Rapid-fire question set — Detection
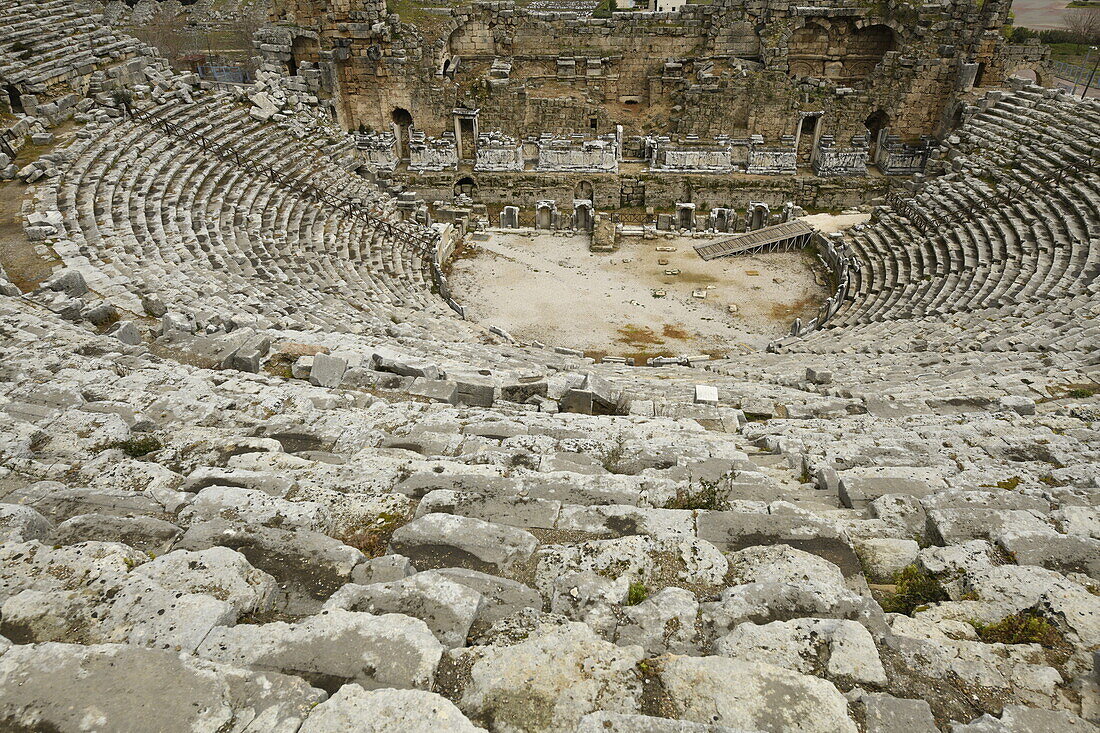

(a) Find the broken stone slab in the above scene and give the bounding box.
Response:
[453,375,495,407]
[182,467,294,497]
[696,509,860,576]
[0,540,145,605]
[432,568,543,633]
[51,513,181,555]
[837,467,943,510]
[299,685,481,732]
[714,617,887,686]
[855,538,920,583]
[178,486,331,534]
[994,531,1100,578]
[997,394,1036,416]
[389,513,538,575]
[107,320,142,345]
[416,489,561,531]
[950,704,1097,731]
[615,587,700,655]
[197,608,442,693]
[223,333,272,373]
[324,571,486,648]
[46,269,88,298]
[310,353,347,388]
[372,354,444,381]
[407,378,458,403]
[925,508,1054,545]
[129,547,278,617]
[454,621,644,731]
[0,642,325,732]
[350,554,417,585]
[176,519,364,611]
[576,712,748,732]
[0,504,53,542]
[854,691,937,733]
[3,482,163,523]
[657,656,856,732]
[500,377,548,403]
[694,384,719,406]
[805,367,833,385]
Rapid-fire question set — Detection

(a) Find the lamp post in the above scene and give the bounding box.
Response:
[1082,46,1100,99]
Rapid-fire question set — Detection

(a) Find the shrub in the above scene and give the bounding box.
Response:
[600,433,629,473]
[881,565,948,615]
[341,511,408,558]
[973,612,1061,647]
[664,475,733,511]
[105,436,162,458]
[626,581,648,606]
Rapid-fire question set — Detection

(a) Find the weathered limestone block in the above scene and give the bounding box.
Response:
[389,513,538,574]
[0,643,325,732]
[455,622,644,730]
[300,685,481,732]
[197,609,443,692]
[657,655,857,732]
[324,571,486,648]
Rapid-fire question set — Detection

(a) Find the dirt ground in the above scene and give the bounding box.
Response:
[448,213,869,359]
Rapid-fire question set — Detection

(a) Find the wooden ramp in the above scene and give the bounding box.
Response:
[694,220,815,261]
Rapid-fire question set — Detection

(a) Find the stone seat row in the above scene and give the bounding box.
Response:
[821,88,1099,334]
[29,90,454,335]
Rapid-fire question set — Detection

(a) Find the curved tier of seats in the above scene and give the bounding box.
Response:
[811,86,1099,347]
[31,87,458,333]
[0,0,143,93]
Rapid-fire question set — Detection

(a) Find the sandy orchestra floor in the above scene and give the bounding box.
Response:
[448,214,869,359]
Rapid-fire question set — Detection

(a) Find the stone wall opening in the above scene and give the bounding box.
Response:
[290,36,320,76]
[454,176,478,200]
[864,110,889,163]
[392,107,414,159]
[5,84,22,114]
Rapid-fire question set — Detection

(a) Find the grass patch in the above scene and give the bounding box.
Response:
[972,612,1061,647]
[881,564,949,615]
[600,433,630,474]
[661,323,690,340]
[102,436,163,458]
[617,324,665,346]
[340,511,410,558]
[664,475,733,511]
[626,580,648,605]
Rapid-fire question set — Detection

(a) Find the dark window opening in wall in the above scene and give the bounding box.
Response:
[974,62,986,87]
[5,84,23,114]
[392,108,414,159]
[589,116,598,131]
[454,176,478,200]
[800,116,817,135]
[286,57,297,76]
[624,99,639,106]
[864,110,889,160]
[950,105,965,130]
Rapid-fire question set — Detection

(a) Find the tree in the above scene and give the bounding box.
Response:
[130,5,188,66]
[1063,7,1100,44]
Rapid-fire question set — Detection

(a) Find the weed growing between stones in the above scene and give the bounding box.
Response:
[626,581,648,606]
[102,436,163,458]
[663,475,733,511]
[972,612,1062,647]
[881,565,949,615]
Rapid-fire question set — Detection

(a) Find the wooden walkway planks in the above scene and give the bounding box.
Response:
[694,220,815,260]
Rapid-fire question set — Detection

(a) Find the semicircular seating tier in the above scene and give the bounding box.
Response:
[787,87,1099,357]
